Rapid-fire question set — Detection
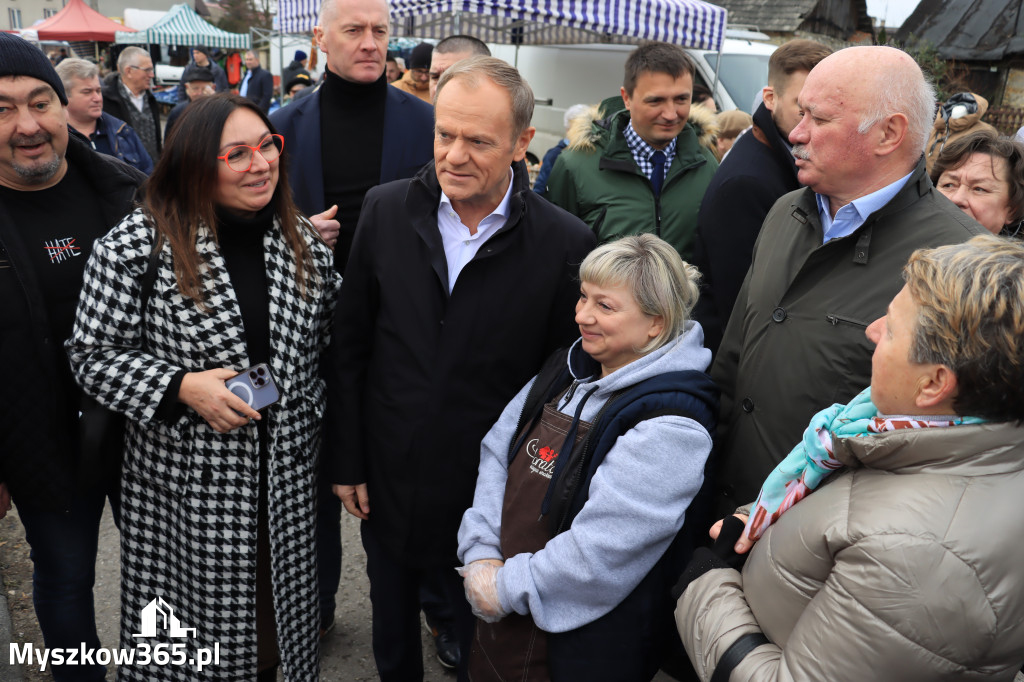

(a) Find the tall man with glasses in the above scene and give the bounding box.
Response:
[0,33,146,681]
[102,46,161,161]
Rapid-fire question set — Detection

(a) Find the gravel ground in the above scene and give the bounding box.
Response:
[0,504,451,681]
[0,504,677,681]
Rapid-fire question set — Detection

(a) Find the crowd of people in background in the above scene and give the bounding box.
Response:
[3,0,1024,679]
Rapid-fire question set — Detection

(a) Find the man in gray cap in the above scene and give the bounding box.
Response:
[0,32,145,682]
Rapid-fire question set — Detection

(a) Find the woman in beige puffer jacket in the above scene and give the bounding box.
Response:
[676,235,1024,682]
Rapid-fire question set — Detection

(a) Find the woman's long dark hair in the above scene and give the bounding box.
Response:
[143,93,316,306]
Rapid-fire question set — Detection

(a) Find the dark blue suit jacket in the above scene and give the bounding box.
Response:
[269,83,435,218]
[242,66,274,113]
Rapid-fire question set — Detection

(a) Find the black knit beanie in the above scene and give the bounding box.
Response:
[0,33,68,104]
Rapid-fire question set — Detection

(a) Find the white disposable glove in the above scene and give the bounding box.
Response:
[456,561,508,623]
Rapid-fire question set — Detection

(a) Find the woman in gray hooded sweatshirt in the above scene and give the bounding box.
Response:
[458,234,718,681]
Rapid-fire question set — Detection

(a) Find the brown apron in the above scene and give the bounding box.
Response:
[468,401,592,682]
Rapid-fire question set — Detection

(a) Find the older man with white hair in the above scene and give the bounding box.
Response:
[101,46,161,161]
[710,46,985,516]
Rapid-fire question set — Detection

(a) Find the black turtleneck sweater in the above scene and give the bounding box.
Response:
[319,68,387,273]
[215,204,271,367]
[216,204,279,670]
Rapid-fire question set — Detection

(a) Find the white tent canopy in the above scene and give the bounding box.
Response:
[277,0,726,49]
[115,3,250,49]
[123,8,170,31]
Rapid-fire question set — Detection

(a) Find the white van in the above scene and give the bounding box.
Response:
[488,36,776,157]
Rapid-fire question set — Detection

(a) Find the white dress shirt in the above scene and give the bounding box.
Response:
[437,171,514,294]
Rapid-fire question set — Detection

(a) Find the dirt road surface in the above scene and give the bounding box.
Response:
[0,504,678,681]
[0,504,448,681]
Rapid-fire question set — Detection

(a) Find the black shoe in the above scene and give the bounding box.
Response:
[429,624,460,670]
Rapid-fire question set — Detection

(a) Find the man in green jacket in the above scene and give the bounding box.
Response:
[712,46,984,514]
[545,42,718,262]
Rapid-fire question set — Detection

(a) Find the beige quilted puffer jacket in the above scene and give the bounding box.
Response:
[677,422,1024,682]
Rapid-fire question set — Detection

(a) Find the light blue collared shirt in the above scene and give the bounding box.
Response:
[437,170,514,294]
[816,170,914,244]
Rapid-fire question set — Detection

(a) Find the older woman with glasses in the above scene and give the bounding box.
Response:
[67,93,338,681]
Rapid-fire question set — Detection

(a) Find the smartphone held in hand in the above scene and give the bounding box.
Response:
[226,363,280,411]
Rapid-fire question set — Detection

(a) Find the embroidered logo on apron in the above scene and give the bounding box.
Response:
[525,438,558,479]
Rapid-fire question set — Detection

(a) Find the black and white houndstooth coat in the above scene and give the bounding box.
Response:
[67,207,339,681]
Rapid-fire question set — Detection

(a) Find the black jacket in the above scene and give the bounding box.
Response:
[328,160,596,566]
[241,65,274,113]
[281,60,310,89]
[691,102,799,354]
[101,73,162,156]
[0,135,144,506]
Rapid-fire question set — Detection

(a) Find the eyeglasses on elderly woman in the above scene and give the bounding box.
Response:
[217,134,284,173]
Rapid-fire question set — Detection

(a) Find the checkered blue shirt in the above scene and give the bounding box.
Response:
[623,120,678,181]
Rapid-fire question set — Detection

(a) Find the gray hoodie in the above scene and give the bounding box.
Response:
[458,321,713,632]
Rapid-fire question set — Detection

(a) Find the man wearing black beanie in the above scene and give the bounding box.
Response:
[0,32,145,682]
[390,42,433,104]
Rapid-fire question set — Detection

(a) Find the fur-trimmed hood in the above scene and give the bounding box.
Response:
[566,101,719,159]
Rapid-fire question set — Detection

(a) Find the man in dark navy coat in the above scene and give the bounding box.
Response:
[268,0,435,644]
[269,0,434,274]
[238,50,274,112]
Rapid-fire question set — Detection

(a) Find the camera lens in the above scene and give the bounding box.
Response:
[249,371,258,380]
[257,367,266,376]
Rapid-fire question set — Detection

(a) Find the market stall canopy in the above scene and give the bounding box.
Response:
[123,8,170,31]
[278,0,727,49]
[895,0,1024,61]
[115,3,250,49]
[278,0,319,32]
[32,0,136,42]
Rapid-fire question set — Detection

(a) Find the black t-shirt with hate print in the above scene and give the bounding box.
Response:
[0,162,110,350]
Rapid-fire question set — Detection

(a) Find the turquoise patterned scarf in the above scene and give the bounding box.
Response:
[743,387,985,542]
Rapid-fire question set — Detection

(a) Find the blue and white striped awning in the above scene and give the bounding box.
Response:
[278,0,319,33]
[391,0,725,48]
[115,3,251,49]
[278,0,726,49]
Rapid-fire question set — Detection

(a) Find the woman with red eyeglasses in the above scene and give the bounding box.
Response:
[67,93,338,681]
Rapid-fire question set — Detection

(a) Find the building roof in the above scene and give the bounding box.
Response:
[714,0,873,40]
[895,0,1024,61]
